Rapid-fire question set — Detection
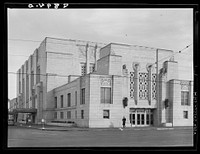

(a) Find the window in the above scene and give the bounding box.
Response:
[26,75,29,101]
[30,55,33,69]
[36,49,39,63]
[81,88,85,105]
[146,114,149,125]
[36,66,40,84]
[89,63,95,73]
[67,93,71,107]
[183,111,188,119]
[19,81,21,93]
[75,91,77,106]
[60,112,64,119]
[137,114,140,125]
[54,112,57,119]
[101,87,111,103]
[81,63,86,76]
[103,110,110,119]
[31,71,34,88]
[75,110,77,119]
[181,91,189,105]
[55,97,57,108]
[67,111,71,119]
[60,95,64,108]
[81,110,84,119]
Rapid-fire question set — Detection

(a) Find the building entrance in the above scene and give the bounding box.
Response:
[130,108,153,127]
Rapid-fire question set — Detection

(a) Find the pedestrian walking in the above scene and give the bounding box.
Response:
[122,116,126,128]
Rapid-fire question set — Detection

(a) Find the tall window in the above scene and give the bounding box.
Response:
[55,97,57,108]
[36,49,39,63]
[81,88,85,105]
[30,55,33,69]
[103,110,110,119]
[36,66,40,84]
[67,93,71,107]
[67,111,71,119]
[31,71,34,88]
[101,87,111,103]
[81,110,84,119]
[54,112,57,119]
[26,75,29,101]
[60,95,64,108]
[81,63,86,76]
[181,91,189,105]
[75,110,77,119]
[60,112,64,119]
[75,91,77,106]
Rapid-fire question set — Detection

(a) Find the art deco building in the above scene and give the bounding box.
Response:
[15,37,193,127]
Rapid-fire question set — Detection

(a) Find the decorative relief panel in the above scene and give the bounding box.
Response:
[181,80,190,91]
[139,72,149,100]
[100,78,112,87]
[152,73,157,100]
[130,72,135,99]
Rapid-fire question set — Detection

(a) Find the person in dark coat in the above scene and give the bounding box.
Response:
[122,117,126,128]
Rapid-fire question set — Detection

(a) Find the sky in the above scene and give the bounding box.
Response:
[8,8,193,99]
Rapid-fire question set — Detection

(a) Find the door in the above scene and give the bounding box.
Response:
[130,113,135,126]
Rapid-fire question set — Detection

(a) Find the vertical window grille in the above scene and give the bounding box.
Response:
[152,73,157,100]
[81,63,86,76]
[139,72,148,100]
[130,72,135,99]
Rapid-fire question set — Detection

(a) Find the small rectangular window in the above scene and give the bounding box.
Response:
[183,111,188,119]
[103,110,110,119]
[81,110,84,119]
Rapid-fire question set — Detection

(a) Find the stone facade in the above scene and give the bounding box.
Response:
[15,38,193,127]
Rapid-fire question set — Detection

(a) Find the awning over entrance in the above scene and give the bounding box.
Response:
[12,108,37,114]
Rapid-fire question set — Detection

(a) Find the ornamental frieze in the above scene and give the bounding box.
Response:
[100,78,112,87]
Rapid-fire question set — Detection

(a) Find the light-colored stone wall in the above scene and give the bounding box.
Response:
[169,80,193,126]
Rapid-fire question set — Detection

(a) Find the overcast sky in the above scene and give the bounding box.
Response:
[8,8,193,99]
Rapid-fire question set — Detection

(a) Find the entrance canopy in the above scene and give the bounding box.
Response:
[12,108,37,114]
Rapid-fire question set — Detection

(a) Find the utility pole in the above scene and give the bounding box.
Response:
[156,49,159,127]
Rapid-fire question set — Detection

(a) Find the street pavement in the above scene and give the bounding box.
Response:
[7,124,194,147]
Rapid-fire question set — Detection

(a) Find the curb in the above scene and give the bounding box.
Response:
[17,125,193,132]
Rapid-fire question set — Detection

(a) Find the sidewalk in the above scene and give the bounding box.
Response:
[16,123,193,132]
